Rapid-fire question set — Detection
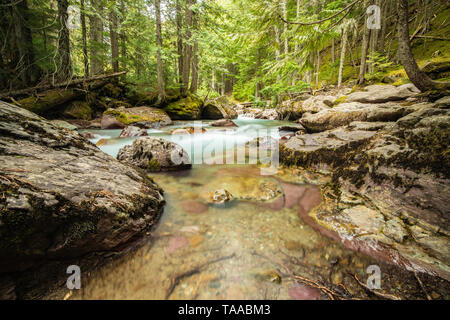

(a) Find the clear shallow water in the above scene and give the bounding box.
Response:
[67,119,429,300]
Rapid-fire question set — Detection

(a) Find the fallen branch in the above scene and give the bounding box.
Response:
[279,0,362,26]
[0,71,127,99]
[165,253,235,299]
[352,274,402,300]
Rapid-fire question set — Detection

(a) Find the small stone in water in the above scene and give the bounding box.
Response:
[212,189,233,204]
[180,225,200,233]
[189,235,204,247]
[167,236,188,254]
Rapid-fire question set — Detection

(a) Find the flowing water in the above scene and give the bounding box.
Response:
[62,118,442,300]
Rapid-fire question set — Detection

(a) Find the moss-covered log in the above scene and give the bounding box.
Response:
[15,89,83,115]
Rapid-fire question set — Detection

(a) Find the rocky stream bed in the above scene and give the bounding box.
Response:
[0,82,449,300]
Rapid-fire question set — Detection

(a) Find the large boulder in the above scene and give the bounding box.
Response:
[300,102,408,132]
[276,95,332,121]
[101,114,126,129]
[346,84,418,104]
[211,119,237,127]
[163,95,203,120]
[61,101,93,120]
[0,101,165,274]
[280,103,450,280]
[48,120,78,130]
[119,125,148,138]
[202,97,238,119]
[258,108,278,120]
[103,106,172,128]
[117,137,191,172]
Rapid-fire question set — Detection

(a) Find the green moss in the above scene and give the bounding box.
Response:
[163,95,203,120]
[147,158,161,172]
[333,96,347,106]
[104,108,167,125]
[16,89,80,115]
[99,83,123,98]
[62,101,92,120]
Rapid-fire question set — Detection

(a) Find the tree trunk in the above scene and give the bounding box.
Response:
[12,0,38,86]
[81,0,89,77]
[282,0,288,55]
[119,0,127,65]
[379,0,388,52]
[358,3,371,84]
[56,0,72,82]
[109,9,119,73]
[89,0,104,76]
[294,0,301,53]
[155,0,165,102]
[316,49,320,87]
[176,0,183,90]
[397,0,445,92]
[181,0,193,96]
[190,7,198,94]
[338,28,348,88]
[332,38,335,64]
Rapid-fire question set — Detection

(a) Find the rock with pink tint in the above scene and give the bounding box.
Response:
[288,284,321,300]
[167,236,188,254]
[280,182,307,209]
[298,188,321,215]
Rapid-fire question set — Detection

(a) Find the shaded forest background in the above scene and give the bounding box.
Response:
[1,0,449,106]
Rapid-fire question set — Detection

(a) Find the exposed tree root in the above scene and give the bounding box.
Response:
[414,271,432,300]
[165,253,235,299]
[352,273,402,300]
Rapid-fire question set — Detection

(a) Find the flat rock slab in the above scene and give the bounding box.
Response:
[346,84,418,104]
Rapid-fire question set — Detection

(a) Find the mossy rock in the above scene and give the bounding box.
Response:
[124,86,181,107]
[421,59,450,80]
[202,96,237,119]
[62,101,92,120]
[104,106,172,126]
[332,96,347,106]
[163,95,204,120]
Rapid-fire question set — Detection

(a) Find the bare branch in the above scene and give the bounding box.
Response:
[279,0,363,26]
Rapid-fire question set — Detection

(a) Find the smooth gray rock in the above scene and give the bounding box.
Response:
[117,136,191,172]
